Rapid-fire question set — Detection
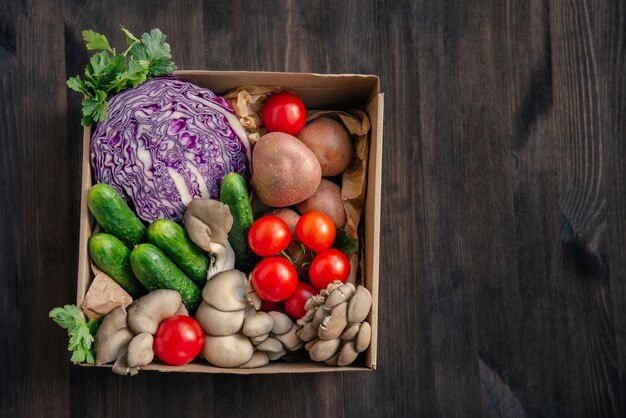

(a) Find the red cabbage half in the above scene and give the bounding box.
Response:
[91,77,251,222]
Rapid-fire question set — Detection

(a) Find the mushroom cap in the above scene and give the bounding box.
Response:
[356,321,372,353]
[337,341,358,366]
[255,337,283,354]
[267,349,287,361]
[250,333,270,344]
[203,334,254,368]
[240,351,269,368]
[127,290,182,335]
[202,269,248,312]
[309,338,341,362]
[95,306,134,365]
[184,199,234,250]
[347,286,372,324]
[268,311,292,335]
[127,333,154,368]
[242,312,274,337]
[325,283,355,308]
[273,324,301,351]
[195,301,245,336]
[318,302,348,341]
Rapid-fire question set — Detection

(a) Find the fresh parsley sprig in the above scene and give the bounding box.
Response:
[67,27,177,127]
[332,228,358,255]
[49,304,100,364]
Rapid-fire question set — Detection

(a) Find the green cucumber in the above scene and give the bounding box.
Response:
[146,219,209,286]
[129,243,202,311]
[220,173,259,272]
[87,183,146,248]
[88,233,146,298]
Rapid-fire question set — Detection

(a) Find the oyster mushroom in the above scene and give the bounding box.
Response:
[242,312,274,337]
[127,290,182,335]
[201,270,248,312]
[127,333,154,368]
[297,283,373,367]
[203,334,254,368]
[240,351,269,368]
[95,306,134,365]
[195,301,245,336]
[184,199,235,279]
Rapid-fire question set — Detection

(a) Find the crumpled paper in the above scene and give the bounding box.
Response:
[225,87,371,284]
[224,86,287,145]
[81,271,133,320]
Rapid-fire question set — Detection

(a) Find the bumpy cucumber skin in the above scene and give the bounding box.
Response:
[146,219,209,285]
[220,173,259,272]
[88,233,145,298]
[130,243,202,311]
[88,183,146,248]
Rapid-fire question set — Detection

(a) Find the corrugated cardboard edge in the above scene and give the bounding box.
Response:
[76,126,93,311]
[364,88,384,370]
[81,362,370,374]
[75,71,383,374]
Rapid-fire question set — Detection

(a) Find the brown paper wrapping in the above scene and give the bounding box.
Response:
[81,272,133,320]
[224,86,287,145]
[225,87,371,284]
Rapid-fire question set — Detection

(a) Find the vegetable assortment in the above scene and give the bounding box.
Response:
[52,25,372,374]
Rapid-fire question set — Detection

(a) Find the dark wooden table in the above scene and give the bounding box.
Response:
[2,0,625,417]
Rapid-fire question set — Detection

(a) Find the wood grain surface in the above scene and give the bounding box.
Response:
[1,0,625,417]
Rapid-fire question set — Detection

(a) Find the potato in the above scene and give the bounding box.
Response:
[297,117,353,176]
[252,132,321,207]
[266,208,300,236]
[296,179,346,228]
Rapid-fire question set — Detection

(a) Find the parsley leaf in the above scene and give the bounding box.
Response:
[82,89,108,122]
[82,30,114,54]
[332,228,358,255]
[120,26,140,47]
[67,26,177,127]
[128,28,176,76]
[49,305,100,365]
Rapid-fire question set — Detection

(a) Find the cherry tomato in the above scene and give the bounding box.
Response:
[295,212,336,252]
[259,298,280,312]
[284,281,318,319]
[248,216,291,257]
[309,249,350,289]
[251,257,298,302]
[153,316,204,366]
[263,92,306,135]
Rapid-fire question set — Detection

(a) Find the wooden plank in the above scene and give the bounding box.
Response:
[7,0,72,417]
[414,1,483,416]
[0,0,23,415]
[550,0,622,415]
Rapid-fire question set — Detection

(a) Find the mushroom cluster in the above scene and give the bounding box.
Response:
[195,269,300,368]
[94,289,187,375]
[296,281,372,366]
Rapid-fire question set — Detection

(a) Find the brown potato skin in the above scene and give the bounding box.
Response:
[252,132,322,207]
[297,117,353,176]
[296,179,346,228]
[266,208,300,237]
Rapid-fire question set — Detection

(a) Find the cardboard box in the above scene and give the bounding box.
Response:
[76,70,384,374]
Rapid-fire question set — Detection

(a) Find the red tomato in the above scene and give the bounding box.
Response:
[248,216,292,257]
[309,249,350,289]
[263,92,306,135]
[284,281,318,319]
[259,298,280,312]
[153,316,204,366]
[251,257,298,302]
[295,212,336,252]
